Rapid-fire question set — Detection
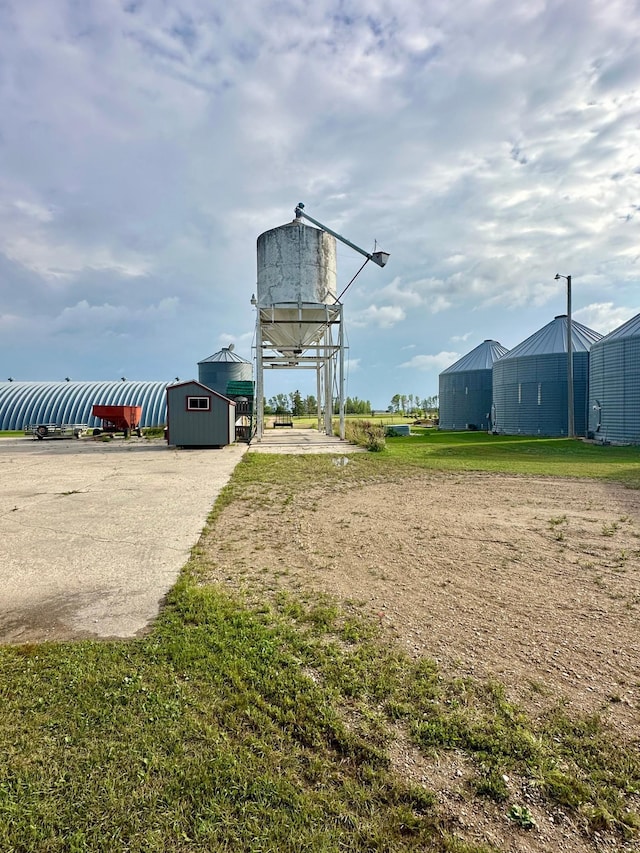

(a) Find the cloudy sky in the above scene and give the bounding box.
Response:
[1,0,638,408]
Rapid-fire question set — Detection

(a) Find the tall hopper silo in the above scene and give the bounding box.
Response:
[253,203,389,441]
[254,216,341,438]
[256,218,337,351]
[439,340,509,431]
[198,345,252,396]
[492,315,601,437]
[588,312,640,444]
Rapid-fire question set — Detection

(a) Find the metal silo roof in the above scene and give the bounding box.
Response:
[594,311,640,344]
[441,340,509,373]
[499,315,601,359]
[198,346,251,364]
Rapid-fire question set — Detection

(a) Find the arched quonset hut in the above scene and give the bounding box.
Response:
[0,381,169,430]
[439,339,509,431]
[588,312,640,444]
[492,315,601,437]
[198,346,252,396]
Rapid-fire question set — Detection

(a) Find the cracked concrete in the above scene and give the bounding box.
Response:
[0,436,247,644]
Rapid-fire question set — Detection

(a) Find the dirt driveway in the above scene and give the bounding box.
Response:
[202,468,640,735]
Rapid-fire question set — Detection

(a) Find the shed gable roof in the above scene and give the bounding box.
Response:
[167,380,235,404]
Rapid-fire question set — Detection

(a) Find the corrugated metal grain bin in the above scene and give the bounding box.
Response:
[588,312,640,444]
[198,346,252,397]
[439,340,509,431]
[492,315,601,437]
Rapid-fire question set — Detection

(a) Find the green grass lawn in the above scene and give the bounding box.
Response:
[381,430,640,487]
[290,414,415,429]
[1,437,639,851]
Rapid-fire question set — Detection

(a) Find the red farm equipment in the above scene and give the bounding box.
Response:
[91,405,143,438]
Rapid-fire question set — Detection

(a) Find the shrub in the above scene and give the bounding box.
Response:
[343,419,386,452]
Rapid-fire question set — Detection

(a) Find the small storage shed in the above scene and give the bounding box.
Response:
[166,381,236,448]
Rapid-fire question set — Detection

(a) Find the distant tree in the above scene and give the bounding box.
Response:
[304,394,317,415]
[269,393,290,414]
[290,389,305,417]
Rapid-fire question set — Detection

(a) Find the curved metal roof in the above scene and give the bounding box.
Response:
[593,311,640,345]
[0,381,170,430]
[498,315,601,360]
[198,346,251,364]
[441,339,509,374]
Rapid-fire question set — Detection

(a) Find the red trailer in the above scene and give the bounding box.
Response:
[91,405,143,438]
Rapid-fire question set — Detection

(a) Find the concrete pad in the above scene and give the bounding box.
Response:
[248,427,365,454]
[0,436,247,644]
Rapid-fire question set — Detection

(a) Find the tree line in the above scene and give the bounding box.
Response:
[388,394,439,415]
[264,392,372,416]
[262,391,439,417]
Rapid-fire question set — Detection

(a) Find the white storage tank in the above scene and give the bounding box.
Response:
[257,218,336,305]
[256,219,337,351]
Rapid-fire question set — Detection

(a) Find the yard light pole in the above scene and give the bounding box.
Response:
[554,273,574,439]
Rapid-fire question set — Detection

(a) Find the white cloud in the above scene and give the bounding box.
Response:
[0,0,639,401]
[400,352,461,371]
[217,330,254,355]
[574,302,639,334]
[353,304,406,328]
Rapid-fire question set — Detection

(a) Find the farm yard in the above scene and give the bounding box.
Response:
[1,430,639,852]
[200,435,640,852]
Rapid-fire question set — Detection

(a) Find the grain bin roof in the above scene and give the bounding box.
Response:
[441,340,509,373]
[198,346,251,364]
[498,315,601,360]
[594,311,640,344]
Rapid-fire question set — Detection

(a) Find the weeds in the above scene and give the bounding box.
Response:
[507,804,536,829]
[343,419,386,451]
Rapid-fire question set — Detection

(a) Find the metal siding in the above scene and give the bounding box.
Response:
[0,382,169,430]
[198,361,253,397]
[166,382,234,446]
[439,369,493,430]
[257,221,337,306]
[493,353,590,436]
[589,337,640,444]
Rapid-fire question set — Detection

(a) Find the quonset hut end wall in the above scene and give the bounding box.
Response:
[0,381,169,431]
